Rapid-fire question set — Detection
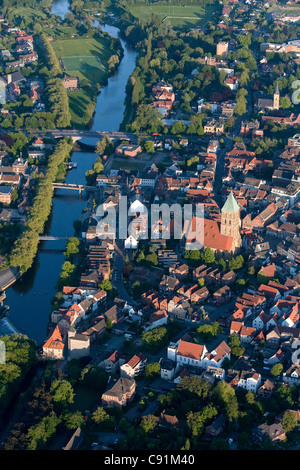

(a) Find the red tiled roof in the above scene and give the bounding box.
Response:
[230,321,243,332]
[185,217,234,252]
[240,326,256,337]
[108,350,119,363]
[127,353,145,369]
[258,284,279,298]
[177,340,205,361]
[149,310,168,323]
[43,325,65,350]
[261,264,277,278]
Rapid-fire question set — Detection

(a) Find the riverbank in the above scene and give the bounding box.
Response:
[51,23,124,128]
[2,4,138,344]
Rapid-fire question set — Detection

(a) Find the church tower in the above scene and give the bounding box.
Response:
[273,81,280,110]
[220,192,242,252]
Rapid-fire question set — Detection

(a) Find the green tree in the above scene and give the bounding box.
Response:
[229,255,244,271]
[144,140,155,153]
[92,406,115,430]
[186,405,218,437]
[140,414,158,433]
[197,322,222,341]
[50,379,74,408]
[144,362,161,380]
[229,334,245,357]
[203,247,215,264]
[145,253,158,266]
[270,363,283,377]
[131,104,162,133]
[214,381,239,422]
[63,411,85,431]
[218,258,227,271]
[80,365,108,391]
[282,411,298,433]
[100,279,112,292]
[27,411,61,450]
[64,237,80,259]
[280,96,291,109]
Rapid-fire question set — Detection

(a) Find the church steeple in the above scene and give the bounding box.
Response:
[220,192,242,252]
[221,191,240,213]
[273,81,280,110]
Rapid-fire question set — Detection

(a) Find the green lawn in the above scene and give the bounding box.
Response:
[53,37,111,84]
[128,3,216,29]
[9,6,48,22]
[71,385,100,412]
[67,88,96,127]
[62,55,106,73]
[111,159,146,171]
[53,36,113,127]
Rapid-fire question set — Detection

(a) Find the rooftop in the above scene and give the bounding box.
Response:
[222,191,240,213]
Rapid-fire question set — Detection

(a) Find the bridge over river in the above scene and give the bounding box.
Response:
[52,182,99,194]
[31,129,139,144]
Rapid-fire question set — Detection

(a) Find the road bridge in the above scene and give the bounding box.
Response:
[32,129,138,144]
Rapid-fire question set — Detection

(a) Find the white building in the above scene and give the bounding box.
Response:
[167,339,230,370]
[120,353,147,379]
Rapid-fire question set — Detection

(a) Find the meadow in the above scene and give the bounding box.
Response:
[127,3,216,29]
[52,37,111,84]
[52,36,112,126]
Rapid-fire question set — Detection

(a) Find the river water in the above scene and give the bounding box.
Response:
[3,1,137,345]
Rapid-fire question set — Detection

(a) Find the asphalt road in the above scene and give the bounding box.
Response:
[112,241,137,305]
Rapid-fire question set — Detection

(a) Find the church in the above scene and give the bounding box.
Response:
[185,192,242,254]
[255,81,280,113]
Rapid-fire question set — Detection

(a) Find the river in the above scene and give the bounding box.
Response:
[3,1,137,345]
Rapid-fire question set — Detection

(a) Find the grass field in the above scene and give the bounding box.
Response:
[62,55,106,74]
[128,3,216,29]
[53,37,111,84]
[53,36,113,126]
[67,88,96,127]
[111,159,146,171]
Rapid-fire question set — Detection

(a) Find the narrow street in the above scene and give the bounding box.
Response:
[112,240,137,305]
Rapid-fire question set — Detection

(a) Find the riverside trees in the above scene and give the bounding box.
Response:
[10,138,73,273]
[39,33,71,128]
[45,78,71,128]
[0,334,37,423]
[38,33,62,78]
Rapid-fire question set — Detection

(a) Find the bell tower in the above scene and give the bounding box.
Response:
[273,81,280,111]
[220,192,242,252]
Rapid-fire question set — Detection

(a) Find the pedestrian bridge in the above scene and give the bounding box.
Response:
[39,236,71,241]
[52,182,98,194]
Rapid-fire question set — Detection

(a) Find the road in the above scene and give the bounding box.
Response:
[90,334,126,366]
[213,116,242,206]
[112,240,137,306]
